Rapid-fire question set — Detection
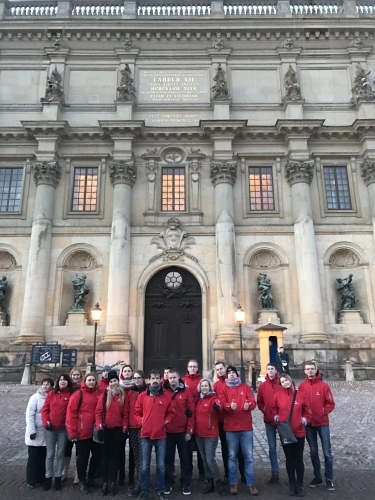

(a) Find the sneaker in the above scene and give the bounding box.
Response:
[164,487,172,495]
[230,484,238,495]
[137,492,149,500]
[326,481,334,491]
[308,477,323,488]
[157,492,167,500]
[182,486,191,495]
[249,485,259,496]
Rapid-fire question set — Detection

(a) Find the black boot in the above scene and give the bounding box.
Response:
[289,481,296,496]
[268,473,279,485]
[42,478,52,491]
[295,482,305,497]
[215,480,227,497]
[110,482,118,496]
[88,478,101,489]
[204,479,215,494]
[79,482,90,494]
[54,477,62,491]
[102,483,108,496]
[129,484,141,497]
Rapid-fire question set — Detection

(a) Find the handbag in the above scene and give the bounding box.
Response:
[276,389,298,445]
[93,392,107,444]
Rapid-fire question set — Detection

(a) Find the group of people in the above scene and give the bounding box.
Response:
[25,357,335,498]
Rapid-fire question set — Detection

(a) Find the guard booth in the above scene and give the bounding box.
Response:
[255,323,287,377]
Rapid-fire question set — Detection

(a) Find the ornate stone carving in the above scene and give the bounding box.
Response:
[162,148,184,163]
[40,67,65,104]
[31,161,61,188]
[282,37,294,50]
[210,160,237,186]
[64,251,97,270]
[285,158,314,186]
[108,160,137,187]
[352,36,364,49]
[329,249,360,268]
[0,251,16,269]
[123,37,132,51]
[360,158,375,186]
[249,250,281,269]
[283,65,303,101]
[117,64,137,103]
[211,64,230,101]
[150,217,197,263]
[350,63,375,105]
[213,36,224,50]
[53,33,62,50]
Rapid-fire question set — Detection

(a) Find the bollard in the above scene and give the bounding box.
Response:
[85,362,92,375]
[345,360,355,382]
[21,363,32,385]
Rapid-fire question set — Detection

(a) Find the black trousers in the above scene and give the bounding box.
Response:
[118,432,135,482]
[282,436,305,483]
[129,428,142,478]
[26,446,46,486]
[102,428,123,483]
[218,423,244,479]
[76,438,102,483]
[165,432,192,488]
[64,439,76,457]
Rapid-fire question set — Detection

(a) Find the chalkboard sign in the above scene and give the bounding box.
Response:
[31,344,61,365]
[62,349,78,368]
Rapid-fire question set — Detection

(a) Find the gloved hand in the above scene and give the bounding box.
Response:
[301,417,307,426]
[97,429,104,442]
[185,410,193,418]
[45,422,53,430]
[274,415,279,423]
[30,433,37,440]
[213,402,221,411]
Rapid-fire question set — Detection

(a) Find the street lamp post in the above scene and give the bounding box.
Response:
[235,304,246,383]
[91,302,102,374]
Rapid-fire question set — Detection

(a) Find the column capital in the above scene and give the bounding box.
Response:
[31,161,61,188]
[285,158,314,186]
[360,158,375,186]
[108,160,137,187]
[210,160,237,186]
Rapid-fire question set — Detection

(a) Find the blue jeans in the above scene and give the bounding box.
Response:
[140,437,166,493]
[45,429,68,478]
[306,425,333,482]
[265,424,279,474]
[226,431,255,486]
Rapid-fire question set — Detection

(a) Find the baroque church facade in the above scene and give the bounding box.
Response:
[1,0,375,378]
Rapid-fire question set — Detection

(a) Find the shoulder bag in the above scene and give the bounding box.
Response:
[93,392,107,444]
[276,389,298,445]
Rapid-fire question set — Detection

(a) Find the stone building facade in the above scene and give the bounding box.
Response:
[1,0,375,378]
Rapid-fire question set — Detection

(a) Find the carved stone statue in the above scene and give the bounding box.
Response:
[69,274,89,312]
[283,65,302,101]
[211,63,230,101]
[350,63,375,105]
[258,273,275,310]
[150,217,197,263]
[336,274,358,310]
[40,67,65,104]
[117,64,137,103]
[0,275,8,313]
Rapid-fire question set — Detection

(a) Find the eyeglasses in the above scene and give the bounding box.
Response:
[133,376,142,380]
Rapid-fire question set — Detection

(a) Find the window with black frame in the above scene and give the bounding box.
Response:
[323,166,351,210]
[0,168,23,212]
[161,167,185,211]
[248,166,274,211]
[72,167,98,212]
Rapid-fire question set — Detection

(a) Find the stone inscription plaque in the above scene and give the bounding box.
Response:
[139,69,209,103]
[145,113,200,126]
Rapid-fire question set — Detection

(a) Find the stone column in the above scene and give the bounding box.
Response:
[16,161,61,343]
[285,159,327,342]
[360,158,375,245]
[102,160,136,346]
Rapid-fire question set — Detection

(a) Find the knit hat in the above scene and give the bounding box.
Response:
[103,365,111,372]
[108,370,119,383]
[226,365,238,376]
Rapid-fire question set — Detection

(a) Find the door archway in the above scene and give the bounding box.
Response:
[144,266,202,376]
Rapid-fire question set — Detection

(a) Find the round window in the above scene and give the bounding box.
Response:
[165,271,182,289]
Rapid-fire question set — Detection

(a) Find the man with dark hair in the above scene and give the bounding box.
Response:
[163,369,195,495]
[257,363,282,485]
[299,362,335,491]
[277,347,290,374]
[162,367,173,384]
[134,369,174,500]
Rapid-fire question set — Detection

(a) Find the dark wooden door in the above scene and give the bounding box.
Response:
[144,267,202,376]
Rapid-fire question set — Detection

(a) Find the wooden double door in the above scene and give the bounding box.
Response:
[144,267,202,376]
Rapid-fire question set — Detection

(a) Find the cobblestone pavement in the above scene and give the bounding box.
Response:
[0,381,374,498]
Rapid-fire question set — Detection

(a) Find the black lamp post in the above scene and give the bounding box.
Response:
[235,304,246,383]
[91,302,102,374]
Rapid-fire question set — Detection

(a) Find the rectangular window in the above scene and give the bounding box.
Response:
[324,166,351,210]
[249,167,274,211]
[72,167,98,212]
[0,168,23,212]
[162,167,185,211]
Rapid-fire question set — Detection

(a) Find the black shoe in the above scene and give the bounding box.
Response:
[79,482,90,494]
[215,480,228,497]
[204,479,215,494]
[110,482,118,496]
[164,487,172,495]
[157,493,167,500]
[326,481,334,491]
[295,482,305,497]
[182,486,191,495]
[289,481,296,496]
[42,478,52,491]
[137,493,149,500]
[88,479,101,489]
[308,477,322,488]
[102,483,108,496]
[129,485,142,497]
[27,484,36,489]
[54,477,62,491]
[268,473,279,485]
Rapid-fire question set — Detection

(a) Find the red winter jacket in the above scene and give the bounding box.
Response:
[195,392,221,438]
[213,376,226,423]
[271,387,312,438]
[98,377,109,394]
[298,372,335,427]
[128,385,148,429]
[42,388,71,430]
[221,382,257,432]
[134,386,175,440]
[257,374,283,425]
[163,380,195,434]
[182,373,202,404]
[66,382,100,441]
[95,391,128,431]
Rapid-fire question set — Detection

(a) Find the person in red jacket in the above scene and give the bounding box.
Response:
[119,364,135,487]
[256,363,282,485]
[195,379,227,496]
[41,373,72,491]
[96,370,128,496]
[66,372,101,493]
[221,365,258,497]
[134,369,174,500]
[98,365,111,394]
[271,373,312,497]
[298,362,335,491]
[163,368,195,496]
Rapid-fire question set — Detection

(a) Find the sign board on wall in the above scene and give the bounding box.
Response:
[31,344,61,364]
